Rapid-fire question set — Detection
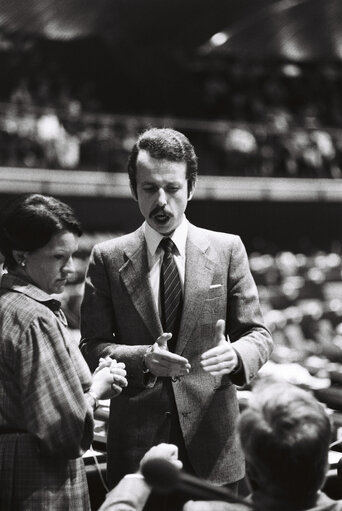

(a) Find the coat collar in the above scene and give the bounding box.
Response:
[119,224,217,351]
[119,227,163,341]
[1,272,62,309]
[176,224,216,354]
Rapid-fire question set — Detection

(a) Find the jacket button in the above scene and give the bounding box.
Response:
[165,411,172,417]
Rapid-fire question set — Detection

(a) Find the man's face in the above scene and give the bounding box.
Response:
[133,149,195,236]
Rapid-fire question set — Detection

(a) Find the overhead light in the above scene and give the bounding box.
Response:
[281,64,302,77]
[209,32,228,47]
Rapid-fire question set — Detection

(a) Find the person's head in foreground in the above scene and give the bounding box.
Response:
[239,380,331,507]
[0,193,82,294]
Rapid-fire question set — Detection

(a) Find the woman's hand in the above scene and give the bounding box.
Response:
[91,357,127,400]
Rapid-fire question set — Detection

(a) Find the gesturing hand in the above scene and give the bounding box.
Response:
[144,333,191,378]
[200,319,238,376]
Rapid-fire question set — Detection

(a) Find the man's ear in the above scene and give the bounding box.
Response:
[130,183,138,202]
[187,179,197,201]
[12,250,28,267]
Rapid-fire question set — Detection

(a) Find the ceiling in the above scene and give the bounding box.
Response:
[1,0,342,118]
[1,0,342,60]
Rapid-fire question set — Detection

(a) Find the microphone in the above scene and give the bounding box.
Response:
[141,458,253,507]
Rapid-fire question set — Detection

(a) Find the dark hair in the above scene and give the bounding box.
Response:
[0,194,82,270]
[127,128,198,197]
[238,381,331,504]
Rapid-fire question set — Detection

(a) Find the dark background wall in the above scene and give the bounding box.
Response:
[1,192,341,253]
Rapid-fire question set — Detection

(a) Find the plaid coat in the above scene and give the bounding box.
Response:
[0,273,94,510]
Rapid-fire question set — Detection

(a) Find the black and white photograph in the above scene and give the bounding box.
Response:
[1,1,342,510]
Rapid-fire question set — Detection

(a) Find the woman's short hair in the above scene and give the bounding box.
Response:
[127,128,198,197]
[238,381,331,504]
[0,194,82,269]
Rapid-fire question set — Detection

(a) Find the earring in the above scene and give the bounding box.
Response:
[20,260,26,268]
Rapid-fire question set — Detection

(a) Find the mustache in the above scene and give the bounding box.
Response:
[150,205,170,218]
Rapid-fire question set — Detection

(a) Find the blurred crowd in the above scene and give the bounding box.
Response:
[0,33,342,177]
[1,103,341,178]
[251,250,342,366]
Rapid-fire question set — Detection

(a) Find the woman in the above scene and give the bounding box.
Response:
[0,193,127,510]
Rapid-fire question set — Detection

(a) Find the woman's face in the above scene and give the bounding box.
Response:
[23,231,79,295]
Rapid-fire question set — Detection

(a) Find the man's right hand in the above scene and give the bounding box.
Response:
[144,333,191,378]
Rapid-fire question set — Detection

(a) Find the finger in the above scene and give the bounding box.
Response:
[170,367,190,377]
[111,383,123,395]
[168,444,179,457]
[110,367,127,377]
[208,368,235,376]
[99,356,115,369]
[201,344,235,363]
[95,358,108,372]
[201,360,234,372]
[215,319,226,343]
[158,358,191,372]
[156,333,172,349]
[110,364,126,371]
[201,344,231,361]
[156,352,189,364]
[113,375,128,387]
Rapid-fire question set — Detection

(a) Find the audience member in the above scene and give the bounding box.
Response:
[100,381,342,511]
[183,380,342,510]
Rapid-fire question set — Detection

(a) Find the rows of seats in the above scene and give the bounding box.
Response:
[0,103,341,178]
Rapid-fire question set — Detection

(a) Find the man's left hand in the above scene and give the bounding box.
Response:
[200,319,238,376]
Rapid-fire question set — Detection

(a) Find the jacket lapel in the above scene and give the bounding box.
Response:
[176,225,216,355]
[119,228,162,341]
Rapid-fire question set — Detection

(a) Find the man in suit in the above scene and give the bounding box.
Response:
[80,128,273,505]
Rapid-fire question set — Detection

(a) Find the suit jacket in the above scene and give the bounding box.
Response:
[80,223,273,487]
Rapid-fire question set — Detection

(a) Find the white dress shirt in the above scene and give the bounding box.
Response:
[143,216,188,317]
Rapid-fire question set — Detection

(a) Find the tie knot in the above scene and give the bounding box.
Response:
[160,237,175,254]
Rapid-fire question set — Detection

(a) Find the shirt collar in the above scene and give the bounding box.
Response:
[0,272,61,309]
[144,216,188,257]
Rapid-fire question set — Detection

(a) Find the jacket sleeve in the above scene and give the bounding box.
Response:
[80,244,150,386]
[98,475,151,511]
[226,235,273,385]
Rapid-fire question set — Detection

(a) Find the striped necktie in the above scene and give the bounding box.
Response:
[160,237,183,347]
